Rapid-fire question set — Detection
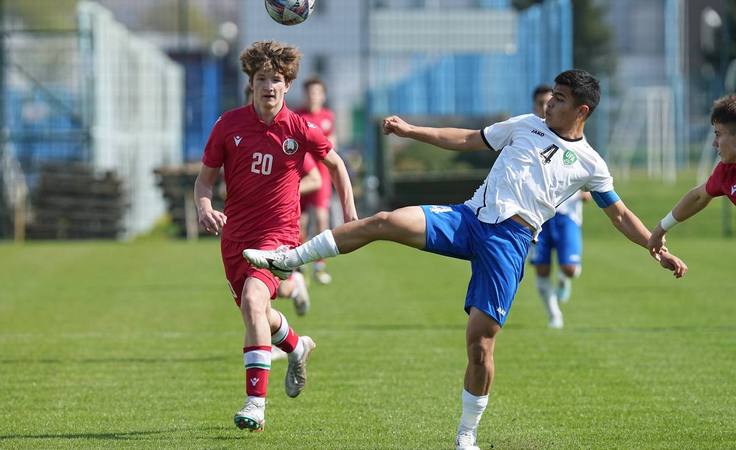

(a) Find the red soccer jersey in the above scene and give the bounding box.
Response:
[295,107,335,137]
[296,107,336,207]
[705,162,736,205]
[202,104,332,241]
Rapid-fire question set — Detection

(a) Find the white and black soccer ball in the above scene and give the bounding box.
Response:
[264,0,316,26]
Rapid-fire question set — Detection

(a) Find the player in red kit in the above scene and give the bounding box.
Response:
[296,77,337,284]
[649,94,736,252]
[194,41,357,432]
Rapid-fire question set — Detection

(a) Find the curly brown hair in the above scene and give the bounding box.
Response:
[710,94,736,129]
[240,41,302,84]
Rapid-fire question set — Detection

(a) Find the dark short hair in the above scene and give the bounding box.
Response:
[554,69,600,118]
[532,84,553,100]
[710,95,736,128]
[303,76,326,92]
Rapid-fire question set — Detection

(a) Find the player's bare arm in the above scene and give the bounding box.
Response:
[603,200,688,278]
[299,166,322,195]
[648,183,713,254]
[194,164,227,235]
[321,149,358,223]
[382,115,487,151]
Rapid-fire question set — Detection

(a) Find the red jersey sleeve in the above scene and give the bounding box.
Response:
[301,153,317,177]
[201,116,226,168]
[705,163,725,197]
[301,119,332,161]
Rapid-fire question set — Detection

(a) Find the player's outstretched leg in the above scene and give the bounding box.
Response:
[244,207,427,276]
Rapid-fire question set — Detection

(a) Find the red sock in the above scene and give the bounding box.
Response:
[243,345,271,397]
[274,327,299,353]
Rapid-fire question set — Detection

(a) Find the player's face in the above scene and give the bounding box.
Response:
[713,123,736,163]
[306,84,326,110]
[251,69,291,110]
[533,92,552,118]
[545,85,587,130]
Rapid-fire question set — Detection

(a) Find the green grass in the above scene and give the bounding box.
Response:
[0,172,735,449]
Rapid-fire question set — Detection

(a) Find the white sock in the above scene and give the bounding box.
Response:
[288,337,304,362]
[458,389,488,433]
[537,276,561,319]
[536,275,553,302]
[271,312,289,346]
[284,230,339,267]
[247,395,265,407]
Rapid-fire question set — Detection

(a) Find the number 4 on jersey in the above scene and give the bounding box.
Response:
[540,144,559,164]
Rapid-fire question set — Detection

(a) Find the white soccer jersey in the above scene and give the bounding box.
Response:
[556,191,584,226]
[464,114,613,233]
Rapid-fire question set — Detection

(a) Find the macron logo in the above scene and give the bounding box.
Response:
[731,184,736,196]
[249,377,259,387]
[234,136,243,147]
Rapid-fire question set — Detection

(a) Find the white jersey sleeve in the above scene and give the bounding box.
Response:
[481,114,534,151]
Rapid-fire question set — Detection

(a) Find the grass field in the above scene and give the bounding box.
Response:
[1,172,735,449]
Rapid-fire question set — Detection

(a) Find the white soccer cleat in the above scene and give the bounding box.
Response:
[455,429,480,450]
[285,336,316,398]
[290,271,311,316]
[313,268,332,285]
[243,247,293,280]
[233,398,265,432]
[548,314,564,329]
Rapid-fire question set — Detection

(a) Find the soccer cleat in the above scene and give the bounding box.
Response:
[455,429,480,450]
[233,398,265,432]
[548,314,564,329]
[313,268,332,285]
[285,336,316,398]
[290,271,311,316]
[243,247,293,280]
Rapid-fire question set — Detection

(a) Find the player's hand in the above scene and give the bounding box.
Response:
[198,207,227,235]
[647,225,667,256]
[343,212,359,223]
[382,115,412,137]
[657,250,688,278]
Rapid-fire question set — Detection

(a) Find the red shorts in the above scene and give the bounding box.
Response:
[220,235,299,306]
[300,161,332,210]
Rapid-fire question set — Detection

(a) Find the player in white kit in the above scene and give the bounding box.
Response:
[243,70,688,449]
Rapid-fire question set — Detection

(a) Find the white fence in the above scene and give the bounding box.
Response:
[78,1,183,237]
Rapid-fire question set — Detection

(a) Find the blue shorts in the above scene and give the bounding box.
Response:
[421,204,533,326]
[530,213,582,266]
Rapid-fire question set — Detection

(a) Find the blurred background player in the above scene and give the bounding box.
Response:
[648,94,736,252]
[529,84,591,329]
[194,40,357,432]
[296,77,337,284]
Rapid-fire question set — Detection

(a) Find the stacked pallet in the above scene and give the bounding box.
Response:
[155,163,224,239]
[26,164,126,239]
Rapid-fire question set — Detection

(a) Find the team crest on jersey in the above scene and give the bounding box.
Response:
[282,138,299,155]
[563,149,578,166]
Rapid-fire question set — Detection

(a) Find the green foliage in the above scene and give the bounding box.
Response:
[571,0,616,76]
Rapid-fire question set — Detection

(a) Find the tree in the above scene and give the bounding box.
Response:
[513,0,616,77]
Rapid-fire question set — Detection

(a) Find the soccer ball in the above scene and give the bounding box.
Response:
[264,0,315,26]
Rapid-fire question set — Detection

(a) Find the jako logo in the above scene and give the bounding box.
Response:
[531,129,545,137]
[496,306,506,317]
